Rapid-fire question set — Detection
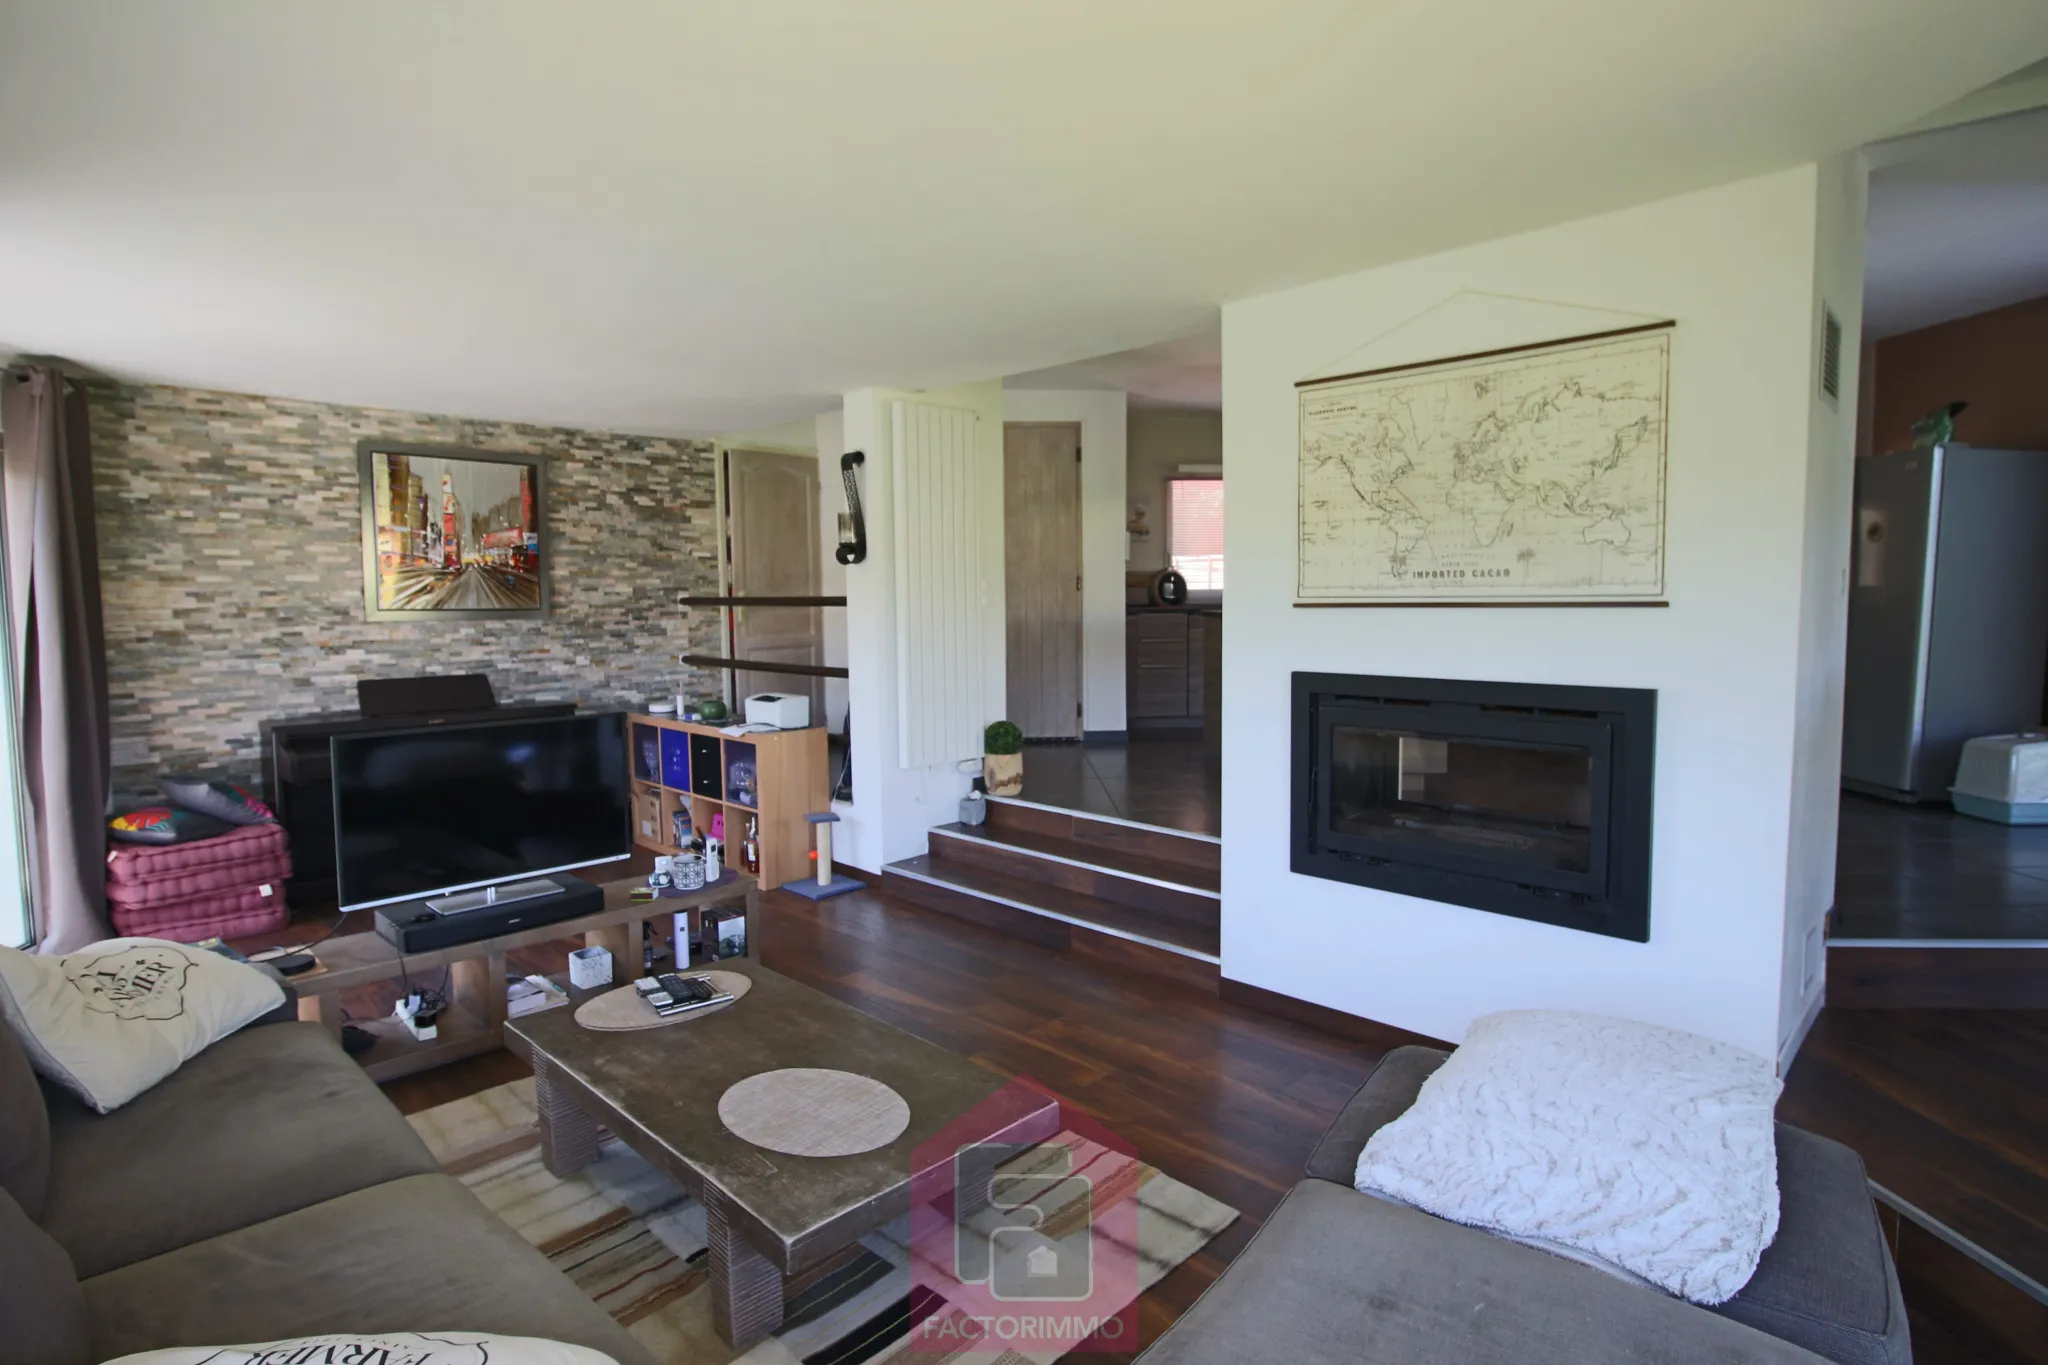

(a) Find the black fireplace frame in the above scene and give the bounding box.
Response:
[1291,672,1656,941]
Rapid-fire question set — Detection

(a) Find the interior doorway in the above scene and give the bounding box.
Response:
[1003,422,1083,739]
[725,448,823,720]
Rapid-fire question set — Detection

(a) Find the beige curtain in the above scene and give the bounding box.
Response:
[1,364,111,953]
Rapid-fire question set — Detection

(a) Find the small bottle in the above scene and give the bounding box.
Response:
[704,837,722,882]
[742,816,761,875]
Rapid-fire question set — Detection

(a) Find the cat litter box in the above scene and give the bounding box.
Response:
[1950,733,2048,824]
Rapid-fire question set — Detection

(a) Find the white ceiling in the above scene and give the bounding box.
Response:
[4,2,2047,437]
[1005,326,1222,410]
[1864,101,2048,337]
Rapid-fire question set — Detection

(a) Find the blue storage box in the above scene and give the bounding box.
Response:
[660,728,691,790]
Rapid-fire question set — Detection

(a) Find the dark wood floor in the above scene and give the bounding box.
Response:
[1836,792,2048,940]
[373,878,2048,1360]
[384,881,1407,1359]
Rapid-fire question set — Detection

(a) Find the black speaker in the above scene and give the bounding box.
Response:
[358,673,496,718]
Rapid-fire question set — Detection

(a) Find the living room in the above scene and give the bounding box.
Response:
[4,6,2048,1365]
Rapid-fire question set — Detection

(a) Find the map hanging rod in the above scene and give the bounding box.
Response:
[1296,318,1675,390]
[1293,599,1670,610]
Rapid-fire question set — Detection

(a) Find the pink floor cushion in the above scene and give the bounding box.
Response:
[104,851,292,909]
[107,886,289,943]
[106,823,288,884]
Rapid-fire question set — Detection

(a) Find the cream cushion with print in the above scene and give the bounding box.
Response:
[101,1333,619,1365]
[0,937,284,1113]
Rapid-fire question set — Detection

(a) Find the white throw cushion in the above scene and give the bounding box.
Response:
[0,937,284,1113]
[101,1333,618,1365]
[1354,1009,1781,1305]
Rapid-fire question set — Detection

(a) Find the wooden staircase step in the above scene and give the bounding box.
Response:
[882,854,1220,963]
[983,797,1221,876]
[928,823,1216,924]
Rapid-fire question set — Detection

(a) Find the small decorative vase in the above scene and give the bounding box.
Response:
[983,752,1024,797]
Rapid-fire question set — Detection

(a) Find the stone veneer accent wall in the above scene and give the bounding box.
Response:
[86,381,722,798]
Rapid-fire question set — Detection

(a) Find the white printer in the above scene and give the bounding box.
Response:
[743,692,812,729]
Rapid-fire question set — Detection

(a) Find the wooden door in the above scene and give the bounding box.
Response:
[1004,423,1083,739]
[726,449,823,718]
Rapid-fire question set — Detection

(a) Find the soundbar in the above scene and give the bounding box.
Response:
[374,878,605,953]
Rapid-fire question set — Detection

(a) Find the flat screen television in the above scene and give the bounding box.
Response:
[332,711,631,912]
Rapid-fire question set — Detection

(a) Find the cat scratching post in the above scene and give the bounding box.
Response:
[781,811,863,901]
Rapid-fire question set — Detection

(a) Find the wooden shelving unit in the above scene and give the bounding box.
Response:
[628,713,828,891]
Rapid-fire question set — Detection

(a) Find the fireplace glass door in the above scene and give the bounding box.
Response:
[1317,708,1611,898]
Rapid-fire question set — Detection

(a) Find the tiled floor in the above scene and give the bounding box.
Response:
[1013,736,1221,836]
[1835,792,2048,940]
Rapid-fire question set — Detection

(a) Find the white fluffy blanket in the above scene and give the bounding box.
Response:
[1355,1010,1781,1305]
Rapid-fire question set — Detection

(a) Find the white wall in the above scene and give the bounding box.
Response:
[836,380,1006,873]
[1126,409,1223,575]
[1222,165,1849,1064]
[1001,390,1128,735]
[1778,154,1868,1067]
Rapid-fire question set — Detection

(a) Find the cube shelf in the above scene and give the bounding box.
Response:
[627,714,828,892]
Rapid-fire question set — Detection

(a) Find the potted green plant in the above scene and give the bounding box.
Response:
[983,720,1025,797]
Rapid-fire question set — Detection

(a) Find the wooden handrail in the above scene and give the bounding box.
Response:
[676,595,848,608]
[680,654,850,679]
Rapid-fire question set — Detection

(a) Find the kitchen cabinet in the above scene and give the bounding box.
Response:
[1126,611,1216,728]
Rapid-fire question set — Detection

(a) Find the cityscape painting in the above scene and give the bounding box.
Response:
[357,442,549,620]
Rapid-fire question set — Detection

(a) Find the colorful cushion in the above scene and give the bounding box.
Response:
[0,938,284,1113]
[109,807,236,845]
[159,774,274,826]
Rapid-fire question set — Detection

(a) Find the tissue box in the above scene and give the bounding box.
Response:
[705,906,747,960]
[568,945,613,989]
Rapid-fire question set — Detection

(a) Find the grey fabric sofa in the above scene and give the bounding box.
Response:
[1,998,655,1365]
[1138,1046,1909,1365]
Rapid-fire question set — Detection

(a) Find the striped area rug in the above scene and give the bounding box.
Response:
[408,1078,1237,1364]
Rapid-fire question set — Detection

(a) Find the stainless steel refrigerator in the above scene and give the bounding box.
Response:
[1842,445,2048,802]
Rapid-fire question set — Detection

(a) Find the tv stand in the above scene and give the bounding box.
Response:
[297,870,757,1082]
[260,680,576,905]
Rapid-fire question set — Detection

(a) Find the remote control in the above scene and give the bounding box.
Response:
[657,972,716,1004]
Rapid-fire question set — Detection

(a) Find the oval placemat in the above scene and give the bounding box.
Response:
[574,970,752,1031]
[717,1068,911,1157]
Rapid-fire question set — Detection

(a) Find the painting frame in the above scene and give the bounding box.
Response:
[356,439,551,622]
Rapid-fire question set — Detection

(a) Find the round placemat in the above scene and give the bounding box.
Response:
[717,1068,910,1157]
[573,970,752,1031]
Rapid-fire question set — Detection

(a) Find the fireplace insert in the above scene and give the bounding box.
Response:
[1292,673,1655,940]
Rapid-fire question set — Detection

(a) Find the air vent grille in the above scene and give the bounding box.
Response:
[1820,306,1843,406]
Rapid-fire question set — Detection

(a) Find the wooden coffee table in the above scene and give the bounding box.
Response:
[506,965,1060,1349]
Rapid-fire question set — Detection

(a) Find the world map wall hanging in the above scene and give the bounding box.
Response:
[1296,321,1672,606]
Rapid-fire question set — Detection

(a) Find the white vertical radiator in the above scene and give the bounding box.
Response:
[892,400,986,769]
